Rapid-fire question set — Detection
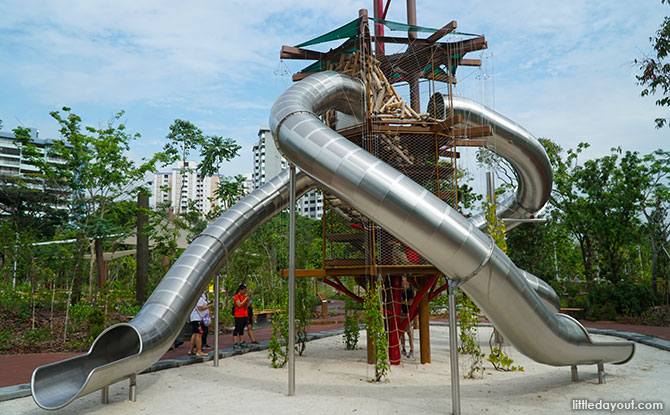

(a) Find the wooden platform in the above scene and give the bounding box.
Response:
[280,264,441,278]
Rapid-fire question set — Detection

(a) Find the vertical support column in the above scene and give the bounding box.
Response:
[288,164,297,396]
[136,192,149,304]
[388,275,403,365]
[406,0,420,112]
[419,293,431,364]
[486,172,496,204]
[367,277,376,365]
[101,386,109,404]
[214,271,220,367]
[448,284,461,415]
[373,0,385,56]
[94,238,107,289]
[571,365,579,382]
[129,373,137,402]
[597,362,606,384]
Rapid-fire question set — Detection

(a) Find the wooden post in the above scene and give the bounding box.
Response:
[136,192,149,304]
[95,239,107,289]
[419,293,431,363]
[367,327,376,364]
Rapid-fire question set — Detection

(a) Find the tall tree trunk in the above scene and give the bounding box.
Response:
[70,233,86,305]
[651,236,659,298]
[136,193,149,303]
[95,238,107,289]
[89,239,96,299]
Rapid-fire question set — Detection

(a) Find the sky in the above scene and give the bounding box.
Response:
[0,0,667,184]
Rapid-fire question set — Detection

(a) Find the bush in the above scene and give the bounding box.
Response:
[0,287,31,319]
[24,327,53,347]
[343,297,360,350]
[586,281,653,320]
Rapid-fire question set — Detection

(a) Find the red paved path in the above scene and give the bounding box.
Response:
[0,317,345,388]
[1,312,667,389]
[580,321,670,341]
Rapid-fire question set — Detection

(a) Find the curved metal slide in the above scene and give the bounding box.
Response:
[268,72,634,368]
[31,71,633,410]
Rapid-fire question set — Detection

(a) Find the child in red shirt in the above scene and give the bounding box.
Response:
[233,283,250,348]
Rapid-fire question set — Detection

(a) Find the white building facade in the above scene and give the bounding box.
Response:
[0,129,59,180]
[153,160,220,215]
[252,127,323,220]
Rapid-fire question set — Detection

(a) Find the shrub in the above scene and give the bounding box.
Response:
[586,281,653,320]
[343,297,360,350]
[363,282,388,382]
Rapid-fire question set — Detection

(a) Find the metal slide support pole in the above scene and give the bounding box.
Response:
[571,365,579,382]
[486,172,495,204]
[129,373,137,402]
[101,386,109,404]
[448,284,461,415]
[214,272,220,367]
[597,362,606,384]
[288,164,297,396]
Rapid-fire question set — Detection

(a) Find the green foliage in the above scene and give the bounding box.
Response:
[485,198,522,371]
[586,281,654,320]
[0,287,31,319]
[343,297,360,350]
[69,302,106,342]
[267,279,313,368]
[23,327,53,347]
[637,1,670,128]
[456,293,485,379]
[485,198,507,254]
[363,282,388,382]
[267,291,288,367]
[0,327,17,352]
[487,346,523,372]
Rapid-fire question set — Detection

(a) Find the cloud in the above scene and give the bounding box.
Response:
[0,0,666,167]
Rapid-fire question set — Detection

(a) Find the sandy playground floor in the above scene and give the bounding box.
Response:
[3,326,669,414]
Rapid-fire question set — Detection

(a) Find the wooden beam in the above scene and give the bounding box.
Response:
[453,138,488,147]
[426,20,458,44]
[280,268,328,278]
[326,232,364,242]
[444,36,488,55]
[430,114,463,132]
[450,125,493,138]
[292,72,313,82]
[457,58,481,67]
[420,71,457,84]
[280,45,325,60]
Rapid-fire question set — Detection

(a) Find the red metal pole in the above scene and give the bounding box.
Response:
[388,275,403,365]
[374,0,385,56]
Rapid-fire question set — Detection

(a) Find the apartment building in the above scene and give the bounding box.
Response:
[153,160,220,215]
[251,127,323,220]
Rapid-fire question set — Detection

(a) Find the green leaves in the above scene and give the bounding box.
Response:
[636,2,670,128]
[363,282,389,382]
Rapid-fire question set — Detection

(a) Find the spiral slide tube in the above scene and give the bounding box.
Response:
[269,71,634,368]
[31,170,317,410]
[32,70,633,410]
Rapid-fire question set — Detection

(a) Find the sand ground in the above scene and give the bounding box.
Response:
[3,326,668,414]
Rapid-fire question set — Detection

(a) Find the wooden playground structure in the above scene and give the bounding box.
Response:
[279,4,491,365]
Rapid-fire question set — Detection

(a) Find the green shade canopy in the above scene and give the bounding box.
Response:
[296,17,362,48]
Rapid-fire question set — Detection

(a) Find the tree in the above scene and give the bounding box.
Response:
[574,148,647,284]
[14,108,158,299]
[640,150,670,297]
[161,120,206,215]
[543,140,599,280]
[637,0,670,128]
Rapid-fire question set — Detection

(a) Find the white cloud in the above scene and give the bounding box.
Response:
[0,0,666,169]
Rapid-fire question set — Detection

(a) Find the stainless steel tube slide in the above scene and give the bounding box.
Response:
[270,71,633,368]
[31,170,316,410]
